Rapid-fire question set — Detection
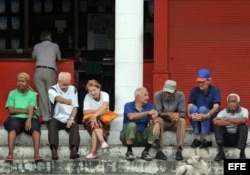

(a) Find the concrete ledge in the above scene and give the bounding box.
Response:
[0,119,211,147]
[0,157,224,175]
[1,118,250,147]
[0,145,229,175]
[0,119,250,175]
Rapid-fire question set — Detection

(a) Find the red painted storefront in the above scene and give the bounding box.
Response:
[1,1,250,125]
[152,0,250,125]
[0,60,75,124]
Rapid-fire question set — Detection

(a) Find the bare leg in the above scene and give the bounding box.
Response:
[7,130,17,157]
[94,128,105,144]
[32,130,41,156]
[90,131,98,154]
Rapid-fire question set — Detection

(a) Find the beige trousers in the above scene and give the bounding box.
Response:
[158,117,186,149]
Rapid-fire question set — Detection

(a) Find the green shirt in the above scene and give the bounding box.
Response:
[5,89,37,118]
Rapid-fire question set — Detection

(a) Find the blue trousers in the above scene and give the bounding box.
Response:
[190,105,212,134]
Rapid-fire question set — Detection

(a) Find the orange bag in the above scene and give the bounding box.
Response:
[83,111,118,125]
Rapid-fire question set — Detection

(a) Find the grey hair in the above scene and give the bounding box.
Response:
[58,72,71,81]
[227,93,240,102]
[134,87,146,98]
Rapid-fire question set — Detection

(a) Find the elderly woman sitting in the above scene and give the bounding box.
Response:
[4,72,42,162]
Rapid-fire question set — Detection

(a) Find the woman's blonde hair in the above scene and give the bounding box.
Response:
[85,79,101,91]
[17,72,30,81]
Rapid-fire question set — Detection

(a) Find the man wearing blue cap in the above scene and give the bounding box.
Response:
[187,68,221,148]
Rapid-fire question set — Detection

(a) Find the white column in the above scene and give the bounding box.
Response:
[115,0,144,115]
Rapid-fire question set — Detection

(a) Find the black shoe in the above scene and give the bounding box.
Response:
[240,152,246,159]
[125,151,135,161]
[51,147,59,160]
[175,150,183,161]
[214,151,225,161]
[200,139,212,148]
[70,146,80,159]
[141,151,152,161]
[191,139,201,148]
[155,150,167,160]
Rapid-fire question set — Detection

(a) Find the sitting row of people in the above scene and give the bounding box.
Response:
[3,69,248,163]
[4,72,110,162]
[120,68,248,162]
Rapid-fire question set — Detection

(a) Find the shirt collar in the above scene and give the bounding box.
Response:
[226,106,242,113]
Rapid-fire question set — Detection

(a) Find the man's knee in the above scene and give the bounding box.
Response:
[238,124,248,132]
[126,122,136,130]
[178,118,186,126]
[48,118,57,128]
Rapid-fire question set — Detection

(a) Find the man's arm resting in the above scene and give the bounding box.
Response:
[213,117,247,126]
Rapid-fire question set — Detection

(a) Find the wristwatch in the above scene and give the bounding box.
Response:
[70,117,74,120]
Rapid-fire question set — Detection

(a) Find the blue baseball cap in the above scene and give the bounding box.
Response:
[196,69,211,82]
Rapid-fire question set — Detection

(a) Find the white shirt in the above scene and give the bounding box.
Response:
[48,84,79,123]
[217,106,248,133]
[83,91,109,110]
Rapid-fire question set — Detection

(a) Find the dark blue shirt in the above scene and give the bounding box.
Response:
[188,85,221,110]
[123,101,155,132]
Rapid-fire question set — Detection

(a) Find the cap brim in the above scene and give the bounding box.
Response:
[196,78,207,82]
[163,88,175,93]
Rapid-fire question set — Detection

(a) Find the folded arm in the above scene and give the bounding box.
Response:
[213,117,247,126]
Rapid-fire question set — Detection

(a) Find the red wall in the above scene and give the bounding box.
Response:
[143,60,154,102]
[153,0,250,125]
[0,59,75,124]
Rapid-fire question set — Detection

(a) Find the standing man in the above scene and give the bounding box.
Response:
[154,80,186,160]
[47,72,80,160]
[213,93,248,161]
[120,87,161,161]
[33,29,61,122]
[187,68,221,148]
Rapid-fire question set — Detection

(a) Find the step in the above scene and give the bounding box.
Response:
[0,145,249,174]
[0,145,237,175]
[0,145,248,160]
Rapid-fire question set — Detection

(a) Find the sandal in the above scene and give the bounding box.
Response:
[85,153,97,159]
[34,154,43,161]
[5,154,14,162]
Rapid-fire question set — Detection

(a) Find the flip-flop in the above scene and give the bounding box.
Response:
[5,155,14,162]
[34,154,43,162]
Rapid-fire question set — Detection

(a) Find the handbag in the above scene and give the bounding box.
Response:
[83,111,118,125]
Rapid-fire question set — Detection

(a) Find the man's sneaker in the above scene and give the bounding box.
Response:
[191,139,201,148]
[200,139,212,148]
[141,151,152,161]
[155,150,167,160]
[214,151,225,161]
[125,151,135,161]
[175,150,183,161]
[240,152,246,159]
